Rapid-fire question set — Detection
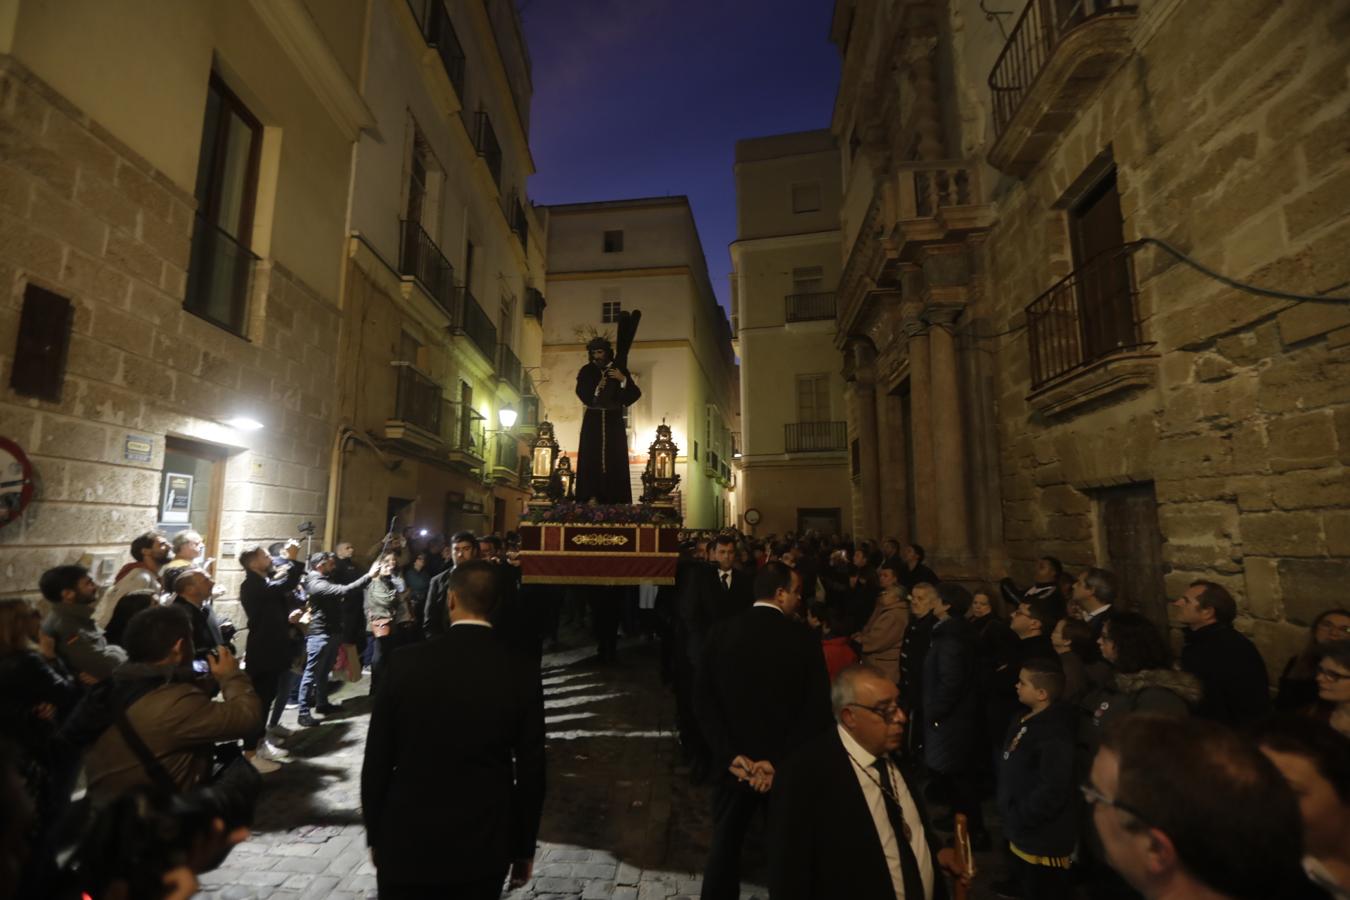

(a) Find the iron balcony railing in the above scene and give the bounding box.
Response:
[1025,242,1144,390]
[491,432,519,473]
[184,213,259,336]
[989,0,1138,140]
[391,362,442,435]
[453,287,498,362]
[785,421,848,453]
[496,342,524,393]
[408,0,467,99]
[524,286,546,321]
[442,399,485,460]
[398,219,455,314]
[785,292,836,323]
[518,394,540,430]
[474,110,503,189]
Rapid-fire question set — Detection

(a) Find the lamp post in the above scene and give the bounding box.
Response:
[529,421,559,508]
[640,420,680,507]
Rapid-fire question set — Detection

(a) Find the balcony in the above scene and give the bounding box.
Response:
[524,286,546,322]
[785,421,848,453]
[443,399,486,468]
[496,342,524,393]
[474,110,503,189]
[184,213,258,337]
[511,197,528,253]
[407,0,466,101]
[785,292,836,323]
[877,161,995,276]
[488,432,524,486]
[517,393,540,433]
[1025,243,1156,414]
[398,219,455,314]
[385,362,443,449]
[452,287,498,363]
[987,0,1138,176]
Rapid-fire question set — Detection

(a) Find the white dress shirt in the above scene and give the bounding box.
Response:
[838,725,935,900]
[752,601,783,614]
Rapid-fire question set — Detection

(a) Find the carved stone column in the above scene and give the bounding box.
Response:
[846,340,882,541]
[876,385,908,545]
[902,297,938,547]
[927,305,971,558]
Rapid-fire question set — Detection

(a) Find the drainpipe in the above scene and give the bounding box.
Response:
[324,426,399,549]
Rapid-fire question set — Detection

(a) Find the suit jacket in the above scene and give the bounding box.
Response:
[769,728,949,900]
[361,624,545,886]
[680,563,753,663]
[694,605,832,770]
[1181,623,1272,727]
[423,566,452,638]
[239,565,304,671]
[922,615,980,774]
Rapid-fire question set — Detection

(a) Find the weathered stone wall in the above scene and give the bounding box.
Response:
[971,0,1350,670]
[0,59,340,611]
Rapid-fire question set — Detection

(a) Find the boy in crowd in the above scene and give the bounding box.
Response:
[997,658,1078,900]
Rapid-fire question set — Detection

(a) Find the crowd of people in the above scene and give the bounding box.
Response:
[660,531,1350,900]
[3,522,1349,900]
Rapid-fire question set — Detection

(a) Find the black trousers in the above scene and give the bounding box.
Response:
[590,588,624,661]
[700,776,766,900]
[1013,855,1073,900]
[933,768,986,834]
[244,668,283,751]
[376,869,506,899]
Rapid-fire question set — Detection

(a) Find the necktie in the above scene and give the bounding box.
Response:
[721,571,731,591]
[872,758,927,900]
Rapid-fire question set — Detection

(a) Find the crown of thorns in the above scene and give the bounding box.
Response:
[586,336,613,352]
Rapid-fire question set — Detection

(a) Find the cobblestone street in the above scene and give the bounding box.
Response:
[196,632,767,900]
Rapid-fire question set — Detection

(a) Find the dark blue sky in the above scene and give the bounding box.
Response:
[520,0,841,312]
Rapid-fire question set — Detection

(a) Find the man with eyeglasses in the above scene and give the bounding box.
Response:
[768,664,970,899]
[1085,714,1306,900]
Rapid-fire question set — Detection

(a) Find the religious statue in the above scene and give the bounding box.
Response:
[574,311,642,504]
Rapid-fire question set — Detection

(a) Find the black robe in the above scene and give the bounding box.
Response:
[574,363,640,504]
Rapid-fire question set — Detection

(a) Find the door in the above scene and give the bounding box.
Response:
[1097,482,1168,633]
[1069,170,1134,361]
[160,438,226,571]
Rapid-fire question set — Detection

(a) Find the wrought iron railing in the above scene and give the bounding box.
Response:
[989,0,1137,139]
[1025,243,1143,389]
[443,399,485,459]
[398,219,455,313]
[453,287,498,362]
[518,394,540,430]
[492,432,519,473]
[408,0,466,99]
[496,342,524,393]
[524,286,546,321]
[474,110,503,188]
[785,292,836,323]
[391,362,442,434]
[785,421,848,453]
[184,213,258,336]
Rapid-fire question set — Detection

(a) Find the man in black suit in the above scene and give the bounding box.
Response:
[682,533,754,664]
[694,561,833,900]
[769,664,971,899]
[362,560,545,899]
[422,531,479,638]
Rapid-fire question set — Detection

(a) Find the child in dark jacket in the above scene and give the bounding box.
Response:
[997,657,1078,900]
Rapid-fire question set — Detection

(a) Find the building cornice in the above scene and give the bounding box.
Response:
[730,228,842,257]
[250,0,377,141]
[547,266,691,282]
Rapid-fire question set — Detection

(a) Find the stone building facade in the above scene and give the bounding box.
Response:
[0,0,366,608]
[731,129,854,538]
[831,0,1349,667]
[539,198,738,529]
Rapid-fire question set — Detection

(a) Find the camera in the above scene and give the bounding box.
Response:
[298,520,317,536]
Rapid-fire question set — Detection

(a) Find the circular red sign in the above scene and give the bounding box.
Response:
[0,436,35,529]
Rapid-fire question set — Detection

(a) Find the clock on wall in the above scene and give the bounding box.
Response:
[743,508,762,526]
[0,437,35,530]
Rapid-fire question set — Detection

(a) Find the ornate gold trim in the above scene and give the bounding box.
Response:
[570,533,629,547]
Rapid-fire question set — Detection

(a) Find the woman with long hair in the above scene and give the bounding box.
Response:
[1277,608,1350,712]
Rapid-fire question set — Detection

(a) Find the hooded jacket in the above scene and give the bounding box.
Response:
[1079,667,1204,756]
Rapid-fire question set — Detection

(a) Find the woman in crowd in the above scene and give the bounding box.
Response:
[1278,609,1350,712]
[1313,641,1350,740]
[1080,611,1202,755]
[968,586,1016,666]
[403,552,432,635]
[853,584,907,685]
[1051,616,1099,704]
[807,602,857,682]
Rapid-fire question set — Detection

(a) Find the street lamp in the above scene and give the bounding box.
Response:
[498,406,518,429]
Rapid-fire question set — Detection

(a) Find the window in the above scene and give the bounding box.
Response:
[463,240,476,295]
[603,229,624,253]
[398,331,423,368]
[602,300,621,323]
[499,292,515,348]
[792,265,825,295]
[10,284,72,402]
[693,441,699,462]
[185,73,262,335]
[795,374,830,422]
[792,182,821,213]
[407,127,431,226]
[1068,168,1135,360]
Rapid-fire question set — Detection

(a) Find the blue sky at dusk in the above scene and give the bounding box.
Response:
[520,0,841,312]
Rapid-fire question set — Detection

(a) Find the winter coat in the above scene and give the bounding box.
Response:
[239,565,304,672]
[1079,667,1203,756]
[39,603,126,681]
[857,600,907,684]
[997,702,1079,858]
[305,569,374,637]
[1181,623,1271,727]
[922,615,979,774]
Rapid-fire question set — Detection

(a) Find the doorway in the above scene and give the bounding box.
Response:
[160,438,227,570]
[1095,482,1168,632]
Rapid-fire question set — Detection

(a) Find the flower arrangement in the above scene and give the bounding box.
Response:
[523,501,681,526]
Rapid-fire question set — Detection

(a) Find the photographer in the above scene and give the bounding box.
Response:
[62,605,260,805]
[298,551,378,727]
[238,541,304,771]
[364,551,408,691]
[169,569,229,665]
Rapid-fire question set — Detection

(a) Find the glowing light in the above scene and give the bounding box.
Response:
[498,406,518,429]
[226,416,264,431]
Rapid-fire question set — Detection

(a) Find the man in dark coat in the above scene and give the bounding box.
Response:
[298,552,376,726]
[574,336,641,504]
[362,560,545,899]
[238,542,304,753]
[900,582,939,762]
[1175,580,1271,727]
[694,562,833,900]
[423,531,478,639]
[923,583,987,845]
[768,664,967,900]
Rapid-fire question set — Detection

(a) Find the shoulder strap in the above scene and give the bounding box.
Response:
[113,704,178,793]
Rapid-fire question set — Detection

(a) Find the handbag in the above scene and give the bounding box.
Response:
[369,617,393,638]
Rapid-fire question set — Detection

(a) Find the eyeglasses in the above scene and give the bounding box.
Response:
[847,702,903,721]
[1079,783,1148,825]
[1316,665,1350,682]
